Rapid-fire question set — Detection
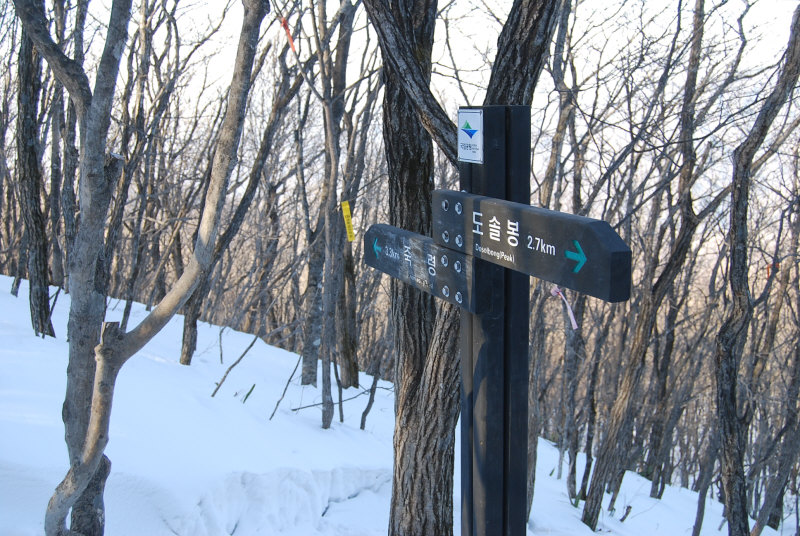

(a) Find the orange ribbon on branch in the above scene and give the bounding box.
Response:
[281,18,296,53]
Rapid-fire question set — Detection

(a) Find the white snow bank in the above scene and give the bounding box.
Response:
[0,276,791,535]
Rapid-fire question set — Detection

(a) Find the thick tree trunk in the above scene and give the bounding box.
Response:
[390,302,460,535]
[715,314,751,536]
[364,1,455,531]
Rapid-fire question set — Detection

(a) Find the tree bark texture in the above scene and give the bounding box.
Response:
[484,0,559,106]
[714,7,800,536]
[380,2,450,531]
[16,24,55,337]
[364,1,461,532]
[336,245,360,388]
[48,0,67,289]
[13,0,138,531]
[300,243,324,385]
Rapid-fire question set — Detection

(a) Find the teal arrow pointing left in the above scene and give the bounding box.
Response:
[373,237,382,259]
[565,240,586,273]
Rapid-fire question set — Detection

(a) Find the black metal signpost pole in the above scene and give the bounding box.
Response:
[454,105,530,536]
[364,105,630,536]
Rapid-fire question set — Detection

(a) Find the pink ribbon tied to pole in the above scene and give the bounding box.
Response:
[551,285,579,330]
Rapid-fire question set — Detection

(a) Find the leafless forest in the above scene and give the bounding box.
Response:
[2,1,800,535]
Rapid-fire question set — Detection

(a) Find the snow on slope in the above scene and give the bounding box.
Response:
[0,276,789,535]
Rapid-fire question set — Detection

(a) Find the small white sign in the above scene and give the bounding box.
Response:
[458,108,483,164]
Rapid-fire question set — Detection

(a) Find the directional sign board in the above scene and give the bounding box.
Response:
[364,224,485,313]
[432,190,631,302]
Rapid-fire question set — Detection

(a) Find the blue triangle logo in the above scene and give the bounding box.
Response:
[461,121,478,139]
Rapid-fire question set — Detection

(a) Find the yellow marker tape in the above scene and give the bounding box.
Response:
[342,200,355,242]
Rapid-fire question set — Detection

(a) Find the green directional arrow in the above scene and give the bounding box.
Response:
[373,237,382,259]
[565,240,586,273]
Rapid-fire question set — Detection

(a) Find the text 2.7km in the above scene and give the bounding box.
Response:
[527,235,556,256]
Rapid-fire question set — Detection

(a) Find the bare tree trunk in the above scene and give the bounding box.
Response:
[362,1,454,531]
[562,295,585,501]
[317,0,357,427]
[336,245,359,387]
[16,23,54,337]
[692,430,719,536]
[297,92,324,386]
[179,49,299,365]
[48,0,66,286]
[15,0,137,529]
[15,1,270,534]
[751,348,800,536]
[578,305,615,502]
[714,8,800,536]
[335,60,381,390]
[582,0,714,526]
[300,245,324,385]
[526,285,548,516]
[58,0,86,295]
[645,285,681,497]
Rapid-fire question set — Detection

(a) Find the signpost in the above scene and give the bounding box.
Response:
[364,224,484,313]
[432,190,631,302]
[362,105,632,536]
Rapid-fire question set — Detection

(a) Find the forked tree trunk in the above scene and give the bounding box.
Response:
[363,1,453,531]
[179,60,300,365]
[363,1,558,532]
[14,2,270,534]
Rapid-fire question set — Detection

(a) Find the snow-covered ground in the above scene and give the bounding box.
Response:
[0,275,790,535]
